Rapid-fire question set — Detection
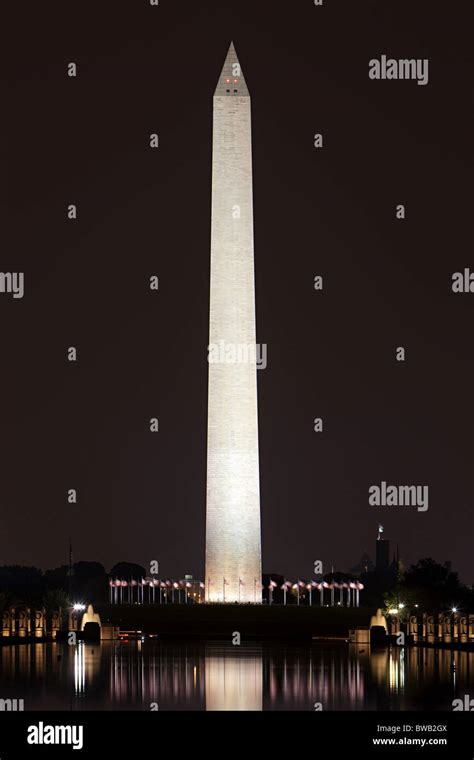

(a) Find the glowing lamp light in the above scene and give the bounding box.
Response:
[388,608,399,615]
[73,603,85,612]
[452,607,458,613]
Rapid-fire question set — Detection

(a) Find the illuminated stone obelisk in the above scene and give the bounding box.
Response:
[205,43,262,603]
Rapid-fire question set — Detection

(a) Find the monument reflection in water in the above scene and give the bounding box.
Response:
[0,641,472,711]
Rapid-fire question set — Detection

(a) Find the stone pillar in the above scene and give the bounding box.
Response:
[68,609,79,632]
[427,615,435,644]
[26,607,32,636]
[34,608,45,638]
[453,613,459,643]
[437,613,444,642]
[1,610,10,637]
[9,607,16,636]
[391,616,400,635]
[18,608,28,638]
[443,614,451,644]
[51,610,61,640]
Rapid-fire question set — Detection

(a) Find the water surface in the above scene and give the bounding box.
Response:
[0,640,471,711]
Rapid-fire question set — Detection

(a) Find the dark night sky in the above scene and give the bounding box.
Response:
[4,1,473,582]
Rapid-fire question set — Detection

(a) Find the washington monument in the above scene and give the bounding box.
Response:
[205,43,262,603]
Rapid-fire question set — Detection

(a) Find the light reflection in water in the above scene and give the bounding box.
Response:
[388,648,405,691]
[205,650,262,710]
[74,642,85,695]
[0,641,471,711]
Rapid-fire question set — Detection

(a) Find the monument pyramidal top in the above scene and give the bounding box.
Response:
[214,42,250,98]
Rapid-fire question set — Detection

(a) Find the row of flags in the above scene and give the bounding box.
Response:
[280,581,364,591]
[109,578,364,590]
[109,579,201,589]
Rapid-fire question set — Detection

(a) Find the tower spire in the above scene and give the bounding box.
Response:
[214,42,249,97]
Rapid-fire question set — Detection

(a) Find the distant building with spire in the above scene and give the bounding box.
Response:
[375,524,390,571]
